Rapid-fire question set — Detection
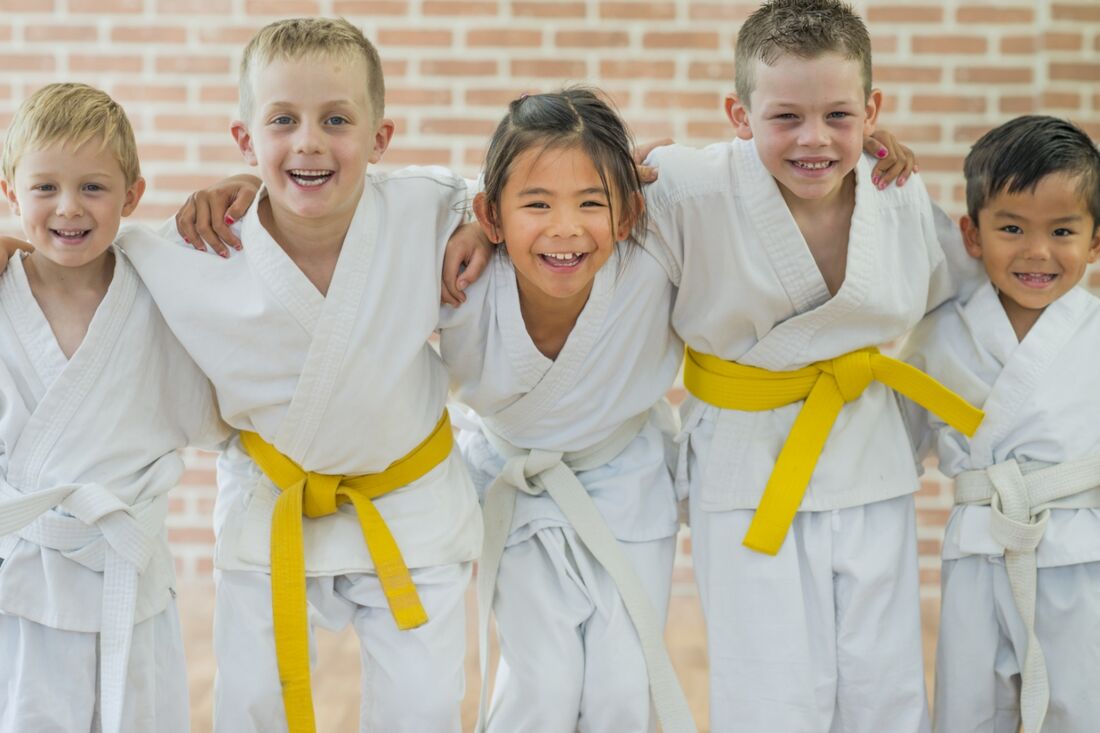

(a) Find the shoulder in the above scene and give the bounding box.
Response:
[644,140,740,208]
[368,165,467,195]
[860,154,932,212]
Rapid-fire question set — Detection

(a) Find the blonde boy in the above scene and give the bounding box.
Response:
[904,116,1100,733]
[642,0,981,730]
[0,84,225,733]
[112,18,482,733]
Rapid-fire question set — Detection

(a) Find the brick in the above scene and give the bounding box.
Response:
[423,0,496,15]
[1,0,55,9]
[999,35,1037,54]
[244,0,320,12]
[918,154,965,173]
[510,59,587,78]
[599,2,676,20]
[70,0,142,11]
[387,88,453,106]
[885,123,942,144]
[919,567,941,587]
[383,147,453,165]
[168,497,187,514]
[912,95,986,113]
[156,56,232,74]
[999,95,1038,113]
[1052,3,1100,21]
[1050,63,1100,82]
[689,61,735,80]
[644,91,721,110]
[686,120,732,139]
[954,67,1032,84]
[382,59,408,78]
[138,143,188,162]
[197,27,262,45]
[465,88,528,106]
[464,147,487,167]
[0,27,9,42]
[154,114,233,133]
[911,35,987,54]
[168,527,216,544]
[1090,270,1100,289]
[68,54,144,73]
[600,59,675,79]
[555,30,630,48]
[918,508,951,526]
[874,65,942,83]
[467,29,542,48]
[630,120,676,139]
[643,31,719,50]
[871,35,899,54]
[111,26,187,43]
[378,29,453,46]
[1041,91,1081,110]
[0,54,55,72]
[953,124,999,143]
[421,59,497,77]
[25,25,98,42]
[131,202,183,221]
[867,5,943,23]
[512,1,586,17]
[199,145,244,163]
[1042,32,1083,51]
[199,85,241,103]
[956,5,1033,23]
[157,0,232,11]
[112,83,189,103]
[333,0,408,13]
[1094,93,1100,111]
[420,118,498,136]
[917,479,945,497]
[688,2,756,20]
[918,538,942,557]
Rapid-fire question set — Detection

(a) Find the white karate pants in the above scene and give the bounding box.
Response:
[212,562,470,733]
[690,494,930,733]
[485,526,677,733]
[0,601,189,733]
[934,556,1100,733]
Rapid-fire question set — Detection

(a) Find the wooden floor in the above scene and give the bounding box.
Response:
[178,581,940,733]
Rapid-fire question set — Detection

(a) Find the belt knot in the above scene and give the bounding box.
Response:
[825,350,875,403]
[301,472,343,517]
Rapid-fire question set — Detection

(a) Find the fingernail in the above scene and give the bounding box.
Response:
[458,279,468,289]
[183,237,191,244]
[914,165,920,173]
[871,175,880,186]
[233,243,242,251]
[878,180,887,190]
[219,249,229,259]
[225,215,235,225]
[898,175,907,186]
[876,147,888,159]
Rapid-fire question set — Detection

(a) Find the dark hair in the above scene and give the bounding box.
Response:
[735,0,872,107]
[480,87,645,244]
[964,115,1100,227]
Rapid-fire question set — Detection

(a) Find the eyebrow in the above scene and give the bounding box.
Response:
[992,210,1084,224]
[517,186,608,196]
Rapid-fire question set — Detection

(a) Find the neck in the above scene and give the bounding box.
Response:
[999,292,1043,342]
[24,249,114,297]
[514,269,593,358]
[781,170,856,221]
[259,190,358,262]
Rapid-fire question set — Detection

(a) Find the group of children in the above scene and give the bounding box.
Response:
[0,1,1097,732]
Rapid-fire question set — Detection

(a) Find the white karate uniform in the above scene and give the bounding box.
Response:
[903,283,1100,733]
[0,249,226,733]
[439,244,684,732]
[119,167,484,733]
[643,138,980,732]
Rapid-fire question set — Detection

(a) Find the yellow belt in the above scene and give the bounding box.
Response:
[684,346,983,555]
[239,411,453,733]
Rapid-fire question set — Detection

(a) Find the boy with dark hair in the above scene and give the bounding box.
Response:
[642,0,983,729]
[904,116,1100,733]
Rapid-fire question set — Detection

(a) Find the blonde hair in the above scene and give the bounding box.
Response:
[1,83,140,186]
[239,17,385,124]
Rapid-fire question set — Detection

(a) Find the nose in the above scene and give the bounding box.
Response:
[797,118,829,147]
[547,208,583,238]
[293,120,324,155]
[1021,233,1052,259]
[55,190,83,218]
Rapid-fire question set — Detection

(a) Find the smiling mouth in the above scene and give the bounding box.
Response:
[539,252,586,268]
[50,228,91,243]
[1014,272,1057,287]
[791,160,835,171]
[288,169,334,187]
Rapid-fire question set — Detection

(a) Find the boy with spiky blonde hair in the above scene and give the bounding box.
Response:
[0,83,225,733]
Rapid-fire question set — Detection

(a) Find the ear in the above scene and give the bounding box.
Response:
[863,87,884,136]
[616,191,645,241]
[960,215,983,260]
[472,192,503,244]
[231,121,259,166]
[1,179,19,216]
[1087,224,1100,265]
[120,176,147,218]
[725,94,753,141]
[368,118,396,164]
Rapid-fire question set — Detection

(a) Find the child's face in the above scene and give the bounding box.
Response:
[962,173,1100,322]
[1,139,144,269]
[474,145,635,309]
[726,52,880,205]
[232,54,394,225]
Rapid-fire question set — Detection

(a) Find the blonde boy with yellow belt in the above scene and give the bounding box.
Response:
[114,19,482,733]
[642,1,982,730]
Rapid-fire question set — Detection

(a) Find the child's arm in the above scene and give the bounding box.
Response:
[866,129,916,187]
[441,222,493,307]
[174,174,260,256]
[0,237,32,275]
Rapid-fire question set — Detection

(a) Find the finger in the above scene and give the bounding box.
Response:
[210,197,240,252]
[462,246,491,289]
[633,137,675,164]
[176,195,206,252]
[193,196,229,258]
[863,136,890,161]
[872,159,906,188]
[636,164,658,184]
[440,277,463,307]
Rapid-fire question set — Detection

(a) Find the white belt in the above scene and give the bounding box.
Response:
[0,478,167,733]
[954,455,1100,733]
[473,408,696,733]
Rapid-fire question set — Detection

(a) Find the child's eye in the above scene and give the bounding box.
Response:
[827,111,851,120]
[270,115,295,125]
[580,200,607,208]
[33,184,56,193]
[325,116,349,126]
[774,113,798,121]
[1052,227,1075,237]
[999,225,1022,234]
[523,202,549,209]
[82,183,104,192]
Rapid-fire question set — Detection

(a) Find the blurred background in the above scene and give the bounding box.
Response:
[1,0,1098,729]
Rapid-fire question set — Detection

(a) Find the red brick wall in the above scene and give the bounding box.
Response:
[1,1,1098,594]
